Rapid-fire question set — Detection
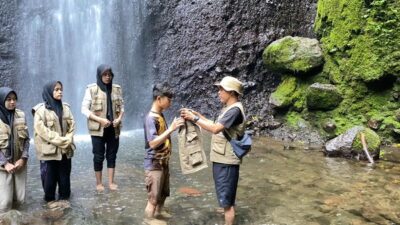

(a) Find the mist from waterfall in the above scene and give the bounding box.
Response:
[16,0,149,133]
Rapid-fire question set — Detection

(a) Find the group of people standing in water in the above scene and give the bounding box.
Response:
[0,64,246,225]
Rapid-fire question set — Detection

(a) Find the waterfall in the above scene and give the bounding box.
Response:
[17,0,148,133]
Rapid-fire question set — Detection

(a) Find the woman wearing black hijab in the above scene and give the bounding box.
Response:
[81,64,124,191]
[33,81,75,203]
[0,87,30,212]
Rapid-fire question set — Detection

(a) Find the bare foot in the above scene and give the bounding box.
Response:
[96,184,105,191]
[143,218,167,225]
[155,210,172,219]
[46,201,58,209]
[109,183,118,191]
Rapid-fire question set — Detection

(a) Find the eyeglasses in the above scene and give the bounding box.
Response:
[102,71,112,77]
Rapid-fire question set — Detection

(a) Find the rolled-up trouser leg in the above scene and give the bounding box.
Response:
[104,127,119,168]
[91,135,106,172]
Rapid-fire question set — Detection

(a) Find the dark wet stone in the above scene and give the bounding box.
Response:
[367,119,380,130]
[268,121,282,129]
[322,120,336,133]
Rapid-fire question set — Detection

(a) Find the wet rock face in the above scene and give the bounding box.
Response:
[144,0,317,133]
[0,1,18,87]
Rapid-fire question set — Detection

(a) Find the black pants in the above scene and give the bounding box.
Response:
[91,127,119,171]
[40,155,71,202]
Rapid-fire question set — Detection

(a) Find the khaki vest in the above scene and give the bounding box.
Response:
[33,103,75,161]
[178,121,208,174]
[86,84,123,137]
[0,109,29,170]
[210,102,246,165]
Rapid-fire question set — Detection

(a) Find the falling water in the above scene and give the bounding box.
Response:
[16,0,148,132]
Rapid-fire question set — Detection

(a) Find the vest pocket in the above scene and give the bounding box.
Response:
[189,147,203,166]
[0,134,9,149]
[41,142,57,155]
[212,136,227,155]
[17,126,28,138]
[91,101,103,111]
[88,119,101,131]
[186,132,203,166]
[17,126,28,151]
[46,120,54,127]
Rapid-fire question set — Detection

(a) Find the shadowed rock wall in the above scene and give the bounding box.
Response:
[141,0,318,141]
[0,1,18,87]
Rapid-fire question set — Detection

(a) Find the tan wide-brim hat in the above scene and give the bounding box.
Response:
[214,76,244,96]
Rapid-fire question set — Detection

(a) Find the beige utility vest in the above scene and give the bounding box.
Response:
[210,102,246,165]
[0,109,29,170]
[178,121,208,174]
[86,84,123,137]
[33,103,75,161]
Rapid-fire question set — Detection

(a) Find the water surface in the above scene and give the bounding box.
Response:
[5,130,400,225]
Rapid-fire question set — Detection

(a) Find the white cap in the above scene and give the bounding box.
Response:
[214,76,244,96]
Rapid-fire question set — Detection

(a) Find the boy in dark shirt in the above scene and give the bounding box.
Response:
[143,84,184,219]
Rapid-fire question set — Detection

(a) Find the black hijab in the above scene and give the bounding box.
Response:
[96,64,114,121]
[0,87,17,161]
[0,87,17,126]
[42,81,63,127]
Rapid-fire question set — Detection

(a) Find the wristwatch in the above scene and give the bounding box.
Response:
[193,115,200,123]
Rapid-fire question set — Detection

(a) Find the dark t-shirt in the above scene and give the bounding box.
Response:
[143,112,171,170]
[218,107,243,129]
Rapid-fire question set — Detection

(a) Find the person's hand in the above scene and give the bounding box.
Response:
[14,159,26,171]
[112,118,121,128]
[180,108,196,121]
[170,117,185,132]
[4,162,16,174]
[99,118,112,128]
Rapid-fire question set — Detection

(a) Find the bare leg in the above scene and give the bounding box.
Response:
[145,201,156,218]
[224,206,235,225]
[95,171,104,191]
[108,168,118,190]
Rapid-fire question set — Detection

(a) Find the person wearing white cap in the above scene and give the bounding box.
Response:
[180,75,246,225]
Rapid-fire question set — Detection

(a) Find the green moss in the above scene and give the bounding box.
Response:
[264,0,400,142]
[315,0,400,82]
[352,128,381,153]
[285,111,306,129]
[297,0,400,142]
[306,83,342,110]
[269,76,297,108]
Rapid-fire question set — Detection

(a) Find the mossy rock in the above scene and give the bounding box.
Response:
[269,76,297,108]
[352,128,381,154]
[262,36,324,73]
[395,109,400,122]
[306,83,342,110]
[315,0,400,82]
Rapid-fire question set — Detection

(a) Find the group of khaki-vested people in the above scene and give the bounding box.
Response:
[0,64,246,225]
